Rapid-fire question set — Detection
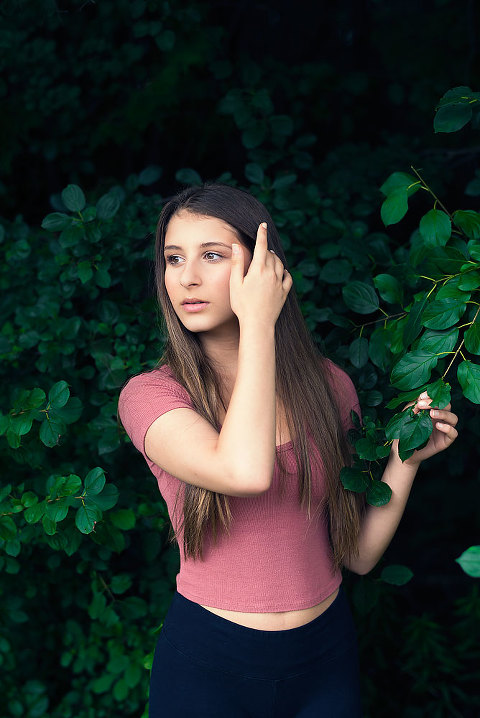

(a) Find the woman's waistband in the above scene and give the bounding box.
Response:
[161,586,356,680]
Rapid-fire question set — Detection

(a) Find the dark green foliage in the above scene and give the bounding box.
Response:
[2,1,480,715]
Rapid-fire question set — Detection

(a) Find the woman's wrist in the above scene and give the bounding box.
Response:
[388,447,421,476]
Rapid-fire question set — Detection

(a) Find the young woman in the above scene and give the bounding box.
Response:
[118,183,458,717]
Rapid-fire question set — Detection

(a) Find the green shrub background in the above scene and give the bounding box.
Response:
[1,1,480,716]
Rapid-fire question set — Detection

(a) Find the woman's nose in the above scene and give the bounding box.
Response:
[179,262,201,288]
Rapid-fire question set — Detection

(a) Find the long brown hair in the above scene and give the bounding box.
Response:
[154,183,364,568]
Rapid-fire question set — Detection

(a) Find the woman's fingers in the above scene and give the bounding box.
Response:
[251,222,268,264]
[250,222,287,280]
[428,407,457,425]
[229,242,245,292]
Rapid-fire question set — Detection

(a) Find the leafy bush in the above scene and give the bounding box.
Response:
[1,88,479,716]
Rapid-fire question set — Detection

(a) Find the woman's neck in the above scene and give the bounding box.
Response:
[199,330,239,400]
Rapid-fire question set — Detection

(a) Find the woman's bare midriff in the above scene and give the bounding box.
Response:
[200,587,339,631]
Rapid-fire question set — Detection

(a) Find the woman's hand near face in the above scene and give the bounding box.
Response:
[229,222,292,327]
[392,392,459,467]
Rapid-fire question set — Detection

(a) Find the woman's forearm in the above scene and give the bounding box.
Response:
[345,453,419,575]
[216,320,277,492]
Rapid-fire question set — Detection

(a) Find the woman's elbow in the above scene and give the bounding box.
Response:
[227,467,273,497]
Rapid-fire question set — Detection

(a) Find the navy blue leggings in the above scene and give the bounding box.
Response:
[148,587,362,717]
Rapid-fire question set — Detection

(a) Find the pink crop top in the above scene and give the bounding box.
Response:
[118,360,361,612]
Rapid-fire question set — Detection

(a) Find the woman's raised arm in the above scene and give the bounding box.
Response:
[144,222,292,497]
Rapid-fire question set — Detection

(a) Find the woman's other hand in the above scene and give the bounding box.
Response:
[392,392,459,467]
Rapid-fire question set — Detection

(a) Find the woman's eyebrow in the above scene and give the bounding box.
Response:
[164,241,233,251]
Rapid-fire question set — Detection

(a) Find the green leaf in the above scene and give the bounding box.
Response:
[272,174,297,190]
[342,281,379,314]
[366,480,392,506]
[242,123,266,149]
[83,206,97,223]
[403,296,428,348]
[61,184,86,212]
[110,574,133,594]
[6,429,21,449]
[245,163,264,185]
[125,662,142,689]
[110,508,136,530]
[368,326,393,373]
[320,259,352,284]
[55,397,83,425]
[422,298,467,330]
[94,484,119,511]
[419,209,451,247]
[434,102,473,133]
[48,380,70,409]
[453,210,480,239]
[95,268,111,288]
[77,261,93,284]
[380,564,413,585]
[380,190,408,226]
[0,516,17,540]
[138,165,162,186]
[0,483,12,503]
[24,388,46,409]
[373,273,403,304]
[42,515,57,535]
[62,474,82,495]
[10,414,33,436]
[39,416,65,447]
[41,213,72,232]
[92,673,116,694]
[269,115,294,136]
[175,168,202,185]
[340,467,369,492]
[45,497,69,523]
[5,539,21,557]
[458,270,480,290]
[59,223,86,248]
[84,467,106,496]
[436,281,470,301]
[398,410,432,453]
[464,322,480,355]
[75,502,102,534]
[354,437,378,461]
[349,337,369,368]
[456,546,480,577]
[391,351,439,391]
[380,172,420,196]
[385,409,413,440]
[468,240,480,261]
[416,327,458,355]
[457,360,480,403]
[426,378,451,408]
[24,501,46,524]
[21,491,37,508]
[96,193,121,220]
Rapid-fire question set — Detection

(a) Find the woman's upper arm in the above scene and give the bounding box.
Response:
[144,408,263,497]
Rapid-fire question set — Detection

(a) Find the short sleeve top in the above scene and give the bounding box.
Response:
[118,361,361,612]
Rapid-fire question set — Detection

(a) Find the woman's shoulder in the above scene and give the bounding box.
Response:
[322,357,361,423]
[323,357,356,392]
[118,364,194,450]
[118,364,192,414]
[121,363,178,392]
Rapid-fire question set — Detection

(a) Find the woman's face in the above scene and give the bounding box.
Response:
[164,211,252,339]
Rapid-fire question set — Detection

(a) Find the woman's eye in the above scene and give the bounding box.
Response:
[166,255,182,265]
[204,252,222,261]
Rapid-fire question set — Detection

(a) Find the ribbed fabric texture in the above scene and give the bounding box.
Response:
[118,361,360,612]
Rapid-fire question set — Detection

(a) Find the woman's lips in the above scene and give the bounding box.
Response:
[182,302,209,313]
